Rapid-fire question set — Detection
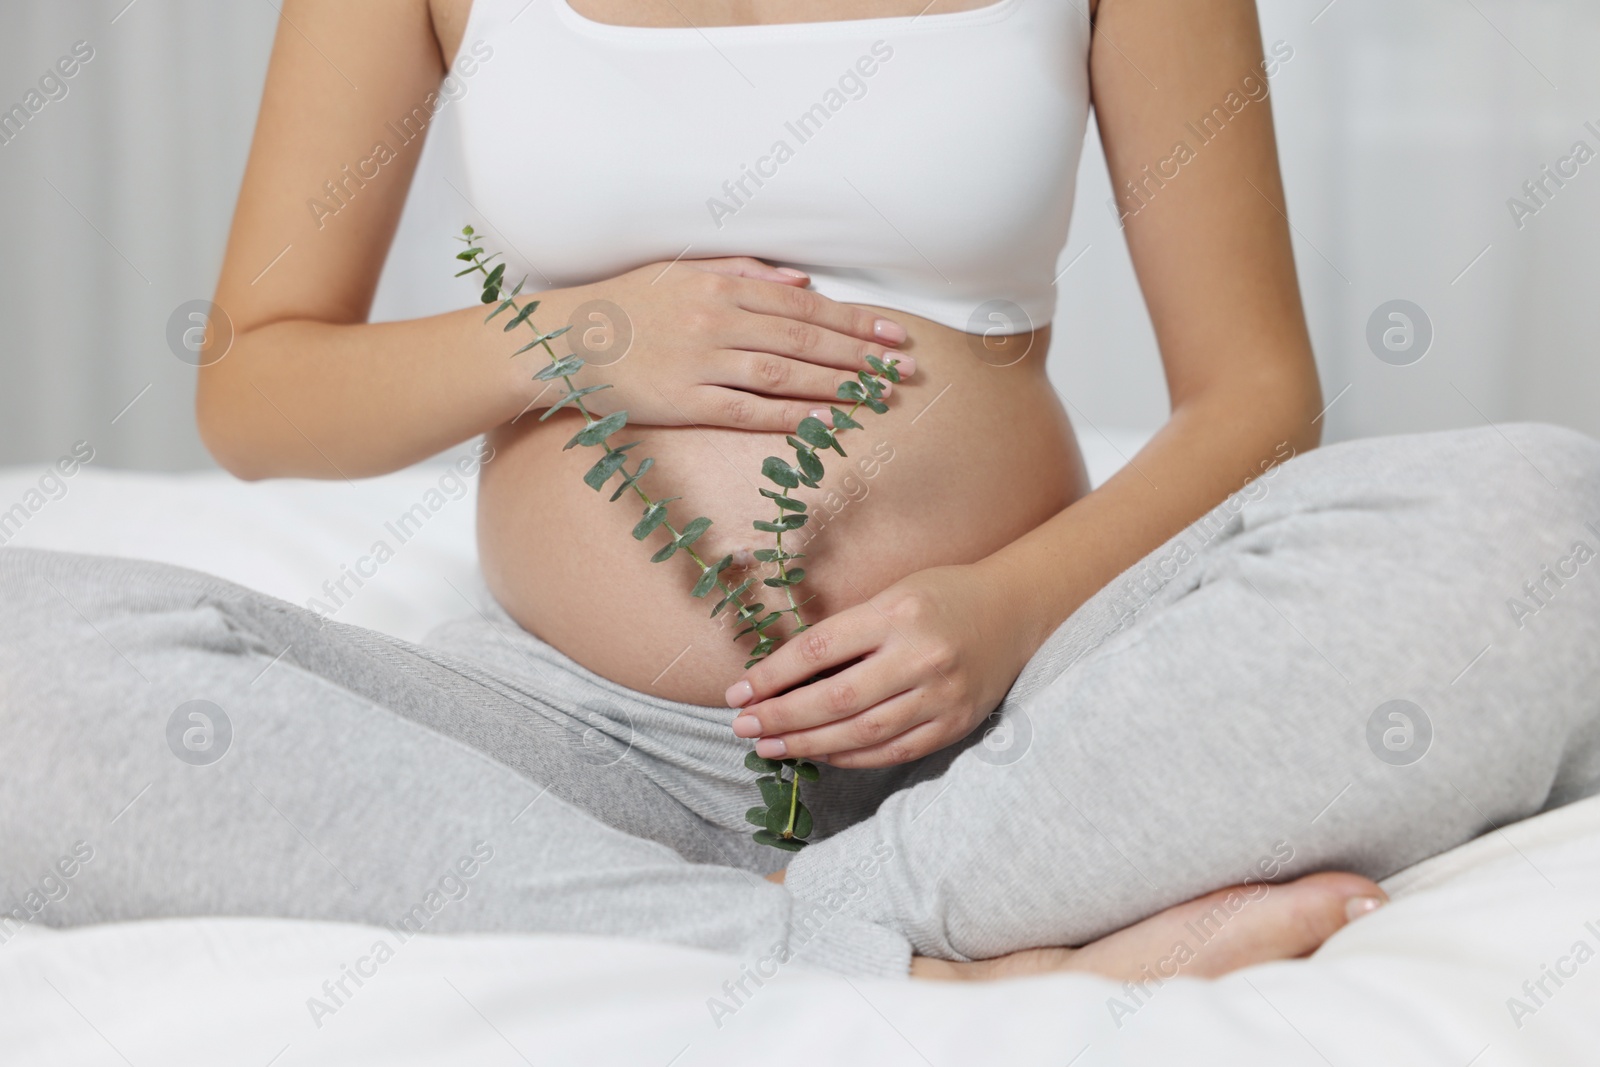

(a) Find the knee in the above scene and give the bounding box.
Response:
[1417,424,1599,526]
[1501,423,1600,505]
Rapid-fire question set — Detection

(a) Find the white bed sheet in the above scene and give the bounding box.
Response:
[3,795,1597,1066]
[3,438,1597,1066]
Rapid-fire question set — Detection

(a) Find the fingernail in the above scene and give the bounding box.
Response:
[776,267,809,279]
[879,381,893,397]
[731,714,762,738]
[892,355,916,376]
[874,318,908,344]
[725,680,754,707]
[756,738,788,758]
[809,407,833,426]
[1344,895,1384,921]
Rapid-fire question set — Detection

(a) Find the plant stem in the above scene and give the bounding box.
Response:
[783,764,801,838]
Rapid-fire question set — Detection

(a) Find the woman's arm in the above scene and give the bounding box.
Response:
[724,0,1322,767]
[201,0,911,480]
[201,0,495,479]
[968,0,1322,656]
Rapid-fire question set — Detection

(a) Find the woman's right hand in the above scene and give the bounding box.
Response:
[520,257,914,431]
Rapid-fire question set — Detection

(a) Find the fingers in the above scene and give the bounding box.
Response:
[728,610,883,708]
[740,312,915,376]
[733,658,908,739]
[734,278,910,353]
[749,690,937,766]
[715,351,871,404]
[691,257,812,285]
[815,717,947,769]
[688,387,817,433]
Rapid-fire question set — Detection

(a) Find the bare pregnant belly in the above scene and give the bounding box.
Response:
[476,312,1089,705]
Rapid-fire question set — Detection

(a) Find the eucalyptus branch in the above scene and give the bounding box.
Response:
[452,227,899,851]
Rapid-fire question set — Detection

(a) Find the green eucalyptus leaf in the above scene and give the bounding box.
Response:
[758,490,807,512]
[607,457,653,501]
[581,446,634,490]
[494,298,539,326]
[566,410,628,449]
[650,542,679,563]
[540,383,613,420]
[455,248,480,261]
[837,380,867,402]
[751,521,786,534]
[746,806,768,827]
[761,457,800,489]
[690,566,720,598]
[765,805,789,834]
[864,354,887,376]
[677,516,712,547]
[533,355,585,379]
[745,754,781,776]
[796,761,820,782]
[454,266,479,277]
[796,449,825,482]
[758,778,783,806]
[525,324,572,347]
[793,803,813,839]
[503,301,540,331]
[883,360,902,383]
[485,263,506,288]
[752,829,805,851]
[745,752,782,776]
[713,578,756,616]
[829,406,862,430]
[863,397,889,415]
[631,501,670,540]
[796,417,834,449]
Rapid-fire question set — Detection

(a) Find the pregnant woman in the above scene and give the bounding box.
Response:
[4,0,1600,984]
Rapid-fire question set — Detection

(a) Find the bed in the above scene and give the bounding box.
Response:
[2,439,1597,1066]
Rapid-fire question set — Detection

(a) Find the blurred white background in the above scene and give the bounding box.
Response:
[1,0,1596,471]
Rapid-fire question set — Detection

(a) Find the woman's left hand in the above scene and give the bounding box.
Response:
[724,563,1039,768]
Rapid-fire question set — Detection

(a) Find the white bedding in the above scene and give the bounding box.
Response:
[2,442,1598,1066]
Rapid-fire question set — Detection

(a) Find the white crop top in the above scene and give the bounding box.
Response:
[453,0,1091,334]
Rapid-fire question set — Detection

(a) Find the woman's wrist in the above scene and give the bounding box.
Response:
[969,550,1077,674]
[475,282,589,417]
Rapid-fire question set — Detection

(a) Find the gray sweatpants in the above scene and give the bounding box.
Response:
[2,425,1599,976]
